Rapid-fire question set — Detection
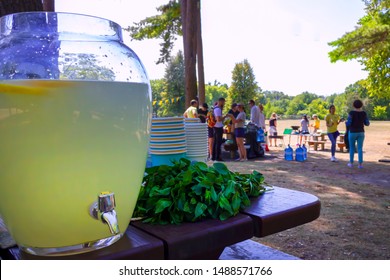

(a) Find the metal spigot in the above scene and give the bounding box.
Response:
[90,192,120,235]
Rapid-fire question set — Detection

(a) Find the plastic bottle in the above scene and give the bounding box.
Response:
[302,144,307,161]
[284,145,294,161]
[295,145,305,162]
[257,127,264,143]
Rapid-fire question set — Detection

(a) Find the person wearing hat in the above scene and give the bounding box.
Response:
[183,99,198,118]
[197,103,208,123]
[311,114,320,133]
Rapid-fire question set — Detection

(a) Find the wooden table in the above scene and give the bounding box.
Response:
[3,226,165,260]
[268,135,285,147]
[133,213,253,259]
[0,187,321,260]
[242,187,321,237]
[305,133,326,151]
[305,133,345,152]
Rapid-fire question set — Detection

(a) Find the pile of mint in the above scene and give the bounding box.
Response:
[134,158,267,224]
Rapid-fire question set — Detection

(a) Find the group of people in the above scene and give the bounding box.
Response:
[296,102,370,167]
[184,99,271,162]
[183,98,370,168]
[184,98,227,161]
[296,114,320,145]
[325,101,370,168]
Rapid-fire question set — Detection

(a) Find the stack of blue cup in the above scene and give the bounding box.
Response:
[149,117,187,166]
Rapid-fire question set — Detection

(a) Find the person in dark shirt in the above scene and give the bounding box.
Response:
[198,103,208,123]
[227,103,239,130]
[227,103,239,149]
[228,103,239,119]
[346,99,370,168]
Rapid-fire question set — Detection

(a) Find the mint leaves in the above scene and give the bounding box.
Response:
[134,158,267,224]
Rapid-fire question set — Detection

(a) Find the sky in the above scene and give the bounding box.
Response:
[55,0,368,96]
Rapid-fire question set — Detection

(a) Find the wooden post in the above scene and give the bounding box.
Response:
[182,0,198,108]
[196,0,206,106]
[0,0,43,17]
[43,0,55,12]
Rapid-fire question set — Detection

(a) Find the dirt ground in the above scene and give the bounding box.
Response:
[223,120,390,260]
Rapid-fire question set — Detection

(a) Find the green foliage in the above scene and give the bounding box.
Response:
[134,158,268,224]
[152,51,185,117]
[205,82,229,107]
[285,92,318,116]
[151,54,389,120]
[261,91,291,118]
[326,93,338,105]
[332,93,348,117]
[263,91,291,101]
[373,105,388,119]
[305,99,329,120]
[332,81,372,118]
[150,79,166,115]
[126,0,182,64]
[328,0,390,98]
[227,59,259,109]
[162,50,185,115]
[258,81,389,120]
[60,53,115,81]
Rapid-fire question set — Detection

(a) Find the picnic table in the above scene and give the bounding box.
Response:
[0,187,321,260]
[301,133,325,151]
[305,132,346,152]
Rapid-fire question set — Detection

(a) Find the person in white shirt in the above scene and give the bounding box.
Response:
[248,100,261,128]
[212,97,226,161]
[258,104,266,130]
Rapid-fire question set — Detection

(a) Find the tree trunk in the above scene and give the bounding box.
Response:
[196,0,206,106]
[182,0,198,108]
[43,0,55,12]
[181,0,187,46]
[0,0,43,17]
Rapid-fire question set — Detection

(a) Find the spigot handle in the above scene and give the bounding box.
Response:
[102,210,120,234]
[89,192,120,235]
[98,192,116,212]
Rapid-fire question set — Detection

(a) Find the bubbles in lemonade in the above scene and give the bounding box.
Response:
[0,80,151,248]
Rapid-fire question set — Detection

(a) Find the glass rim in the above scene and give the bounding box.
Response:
[0,11,123,42]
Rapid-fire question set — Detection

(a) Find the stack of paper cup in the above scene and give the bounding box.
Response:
[150,117,187,166]
[184,118,200,124]
[184,122,208,162]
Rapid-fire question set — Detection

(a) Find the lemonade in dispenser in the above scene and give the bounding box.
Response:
[0,12,152,256]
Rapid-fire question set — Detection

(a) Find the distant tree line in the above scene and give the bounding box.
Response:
[151,52,390,120]
[133,0,389,120]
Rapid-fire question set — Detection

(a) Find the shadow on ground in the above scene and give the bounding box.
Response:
[219,148,390,259]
